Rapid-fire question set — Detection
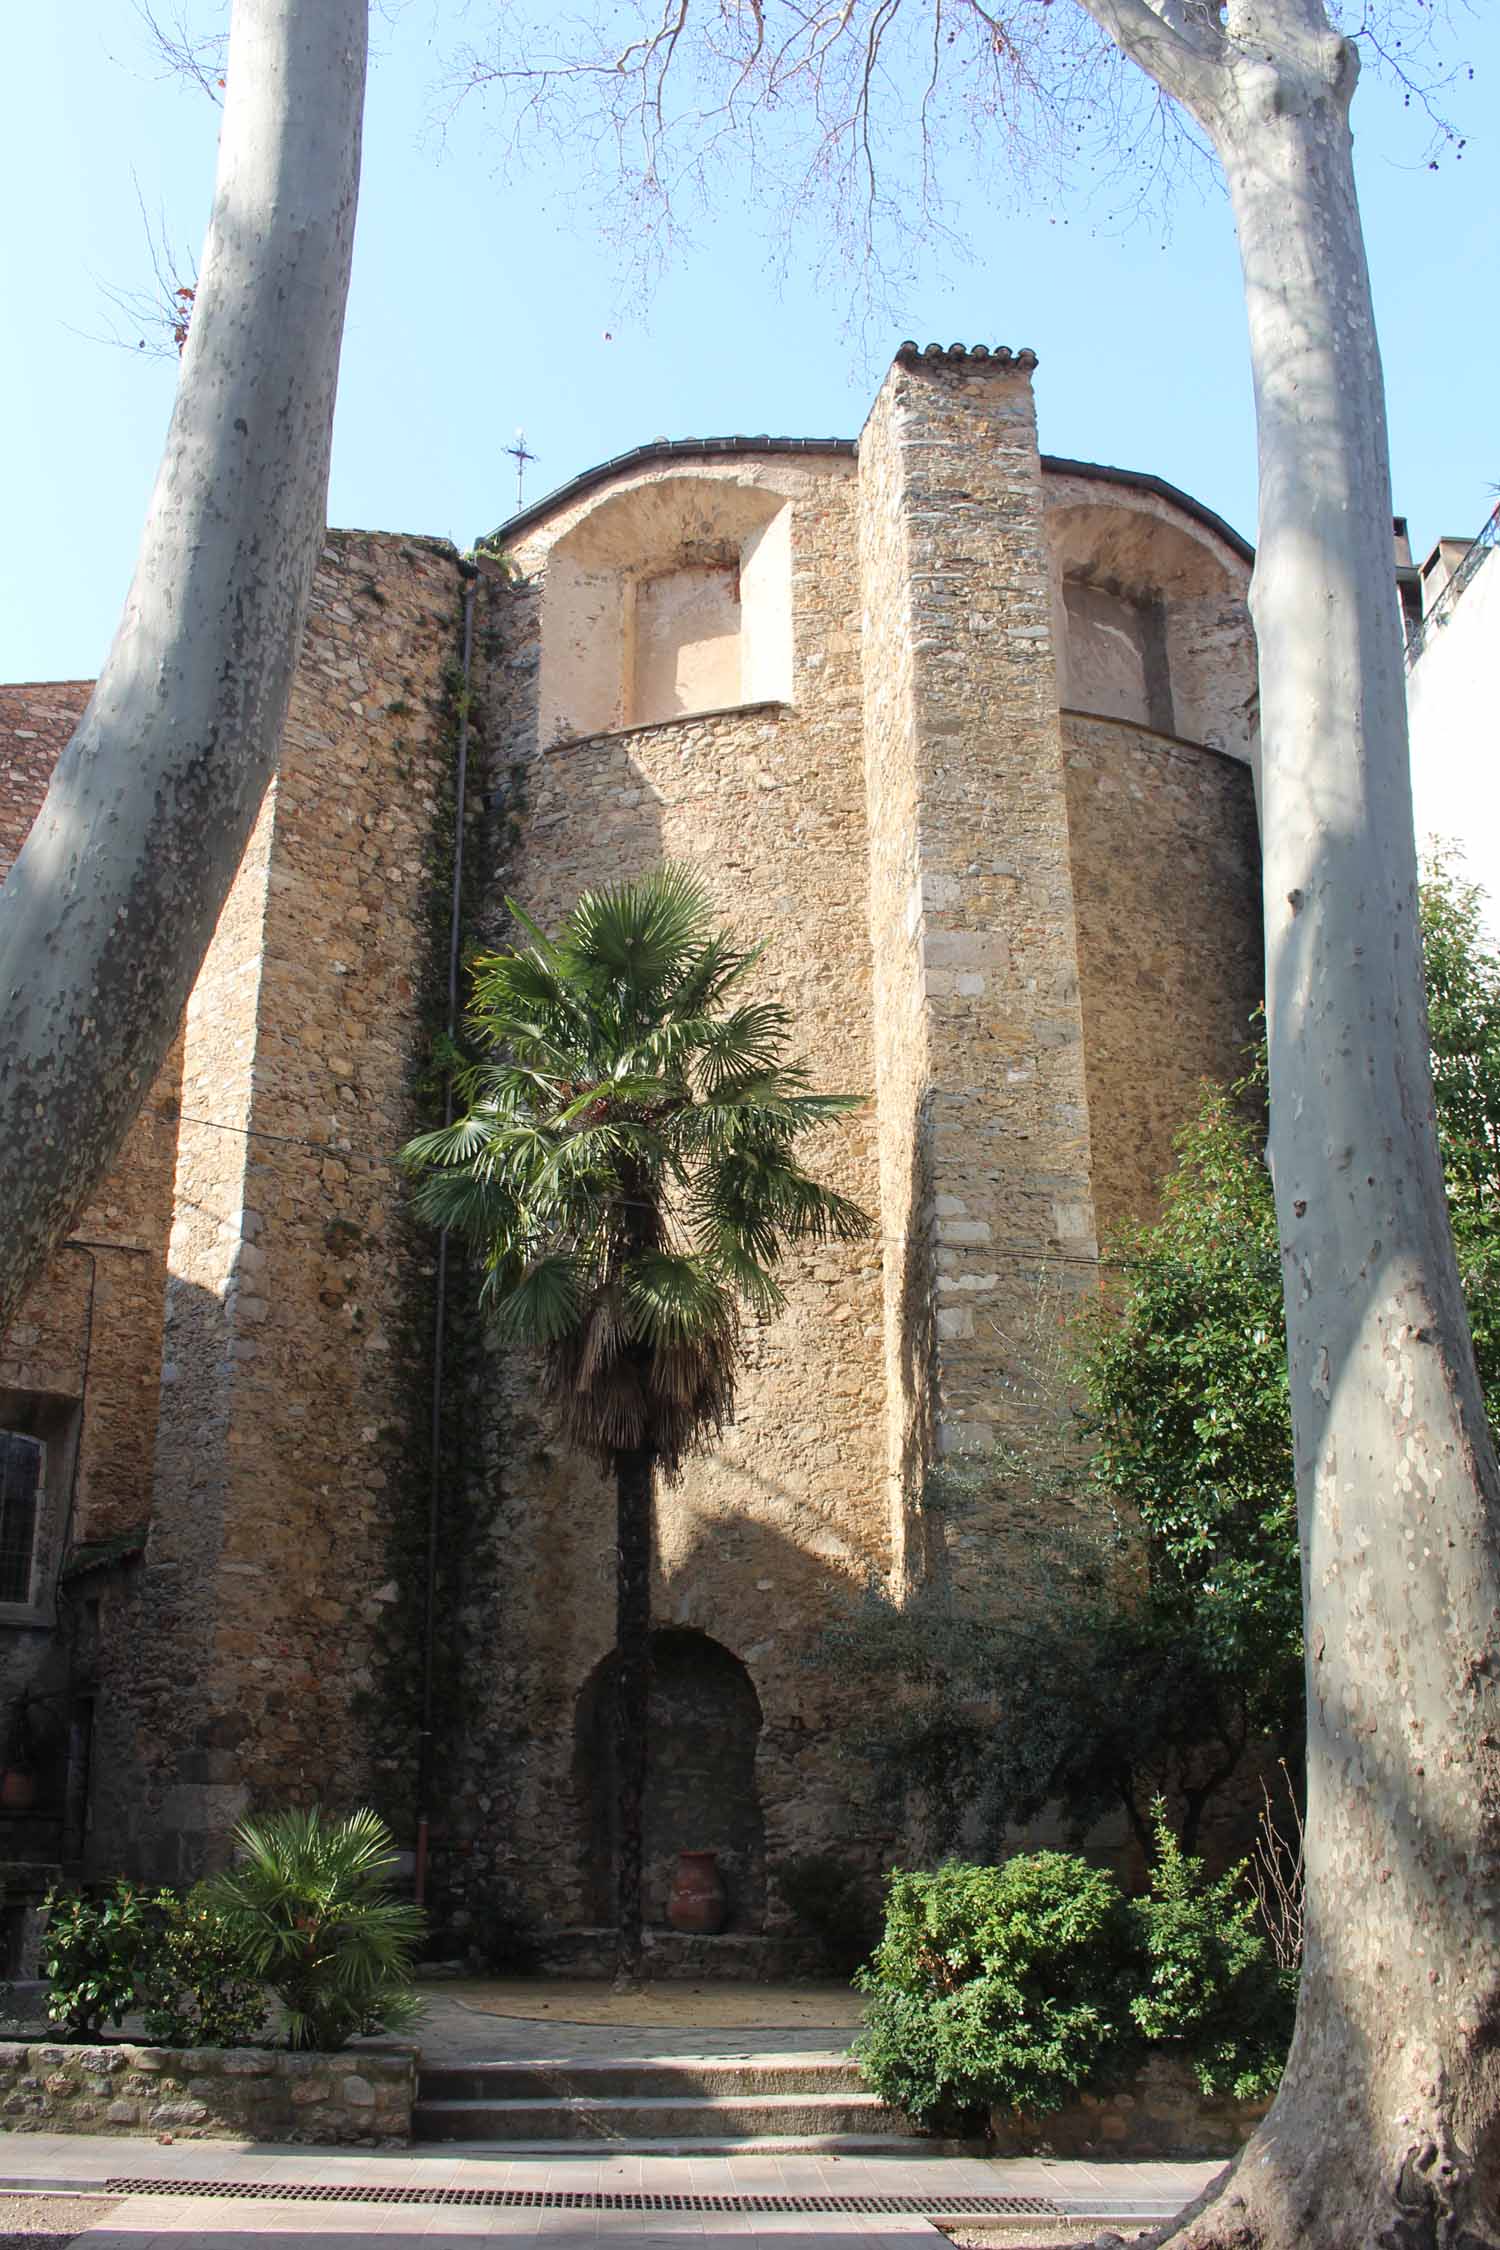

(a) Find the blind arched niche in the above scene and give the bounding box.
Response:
[538,475,793,745]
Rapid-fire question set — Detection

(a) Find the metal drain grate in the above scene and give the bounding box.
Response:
[104,2179,1060,2217]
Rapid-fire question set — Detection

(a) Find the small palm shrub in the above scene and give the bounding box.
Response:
[1129,1803,1294,2099]
[855,1855,1137,2127]
[206,1807,425,2051]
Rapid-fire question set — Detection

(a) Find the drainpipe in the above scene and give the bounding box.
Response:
[414,561,477,1908]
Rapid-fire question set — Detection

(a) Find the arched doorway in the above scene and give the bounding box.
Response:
[574,1628,766,1933]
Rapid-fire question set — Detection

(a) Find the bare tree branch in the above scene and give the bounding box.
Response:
[79,177,200,361]
[133,0,228,103]
[446,0,1197,335]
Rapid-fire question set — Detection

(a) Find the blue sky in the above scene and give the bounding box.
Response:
[3,2,1496,683]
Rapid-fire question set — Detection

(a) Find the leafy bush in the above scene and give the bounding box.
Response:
[1129,1804,1294,2100]
[139,1891,268,2049]
[778,1853,881,1976]
[855,1828,1294,2129]
[854,1855,1137,2126]
[206,1806,425,2051]
[42,1883,167,2037]
[43,1880,270,2046]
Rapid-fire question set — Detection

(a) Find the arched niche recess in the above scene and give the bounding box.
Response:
[539,476,794,744]
[1046,492,1257,762]
[573,1627,767,1933]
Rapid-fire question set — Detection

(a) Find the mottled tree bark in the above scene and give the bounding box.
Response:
[0,0,366,1330]
[613,1443,654,1990]
[1078,3,1500,2242]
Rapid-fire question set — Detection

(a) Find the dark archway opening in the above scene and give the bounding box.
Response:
[574,1628,766,1933]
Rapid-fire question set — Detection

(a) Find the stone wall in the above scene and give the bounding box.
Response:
[0,2039,414,2145]
[989,2053,1269,2161]
[0,682,179,1813]
[442,454,892,1946]
[90,530,468,1880]
[1064,714,1264,1241]
[2,353,1269,1922]
[857,348,1101,1608]
[0,684,93,880]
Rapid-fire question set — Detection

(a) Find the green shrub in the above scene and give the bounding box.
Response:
[854,1855,1137,2127]
[1129,1804,1293,2100]
[139,1891,268,2049]
[206,1806,425,2051]
[778,1853,881,1977]
[41,1883,163,2038]
[44,1880,270,2048]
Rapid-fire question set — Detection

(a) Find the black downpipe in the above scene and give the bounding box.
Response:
[414,563,477,1907]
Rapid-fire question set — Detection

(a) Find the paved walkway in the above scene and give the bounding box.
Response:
[0,1986,1226,2244]
[0,2135,1223,2247]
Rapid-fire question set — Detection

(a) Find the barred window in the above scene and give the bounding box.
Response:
[0,1434,43,1605]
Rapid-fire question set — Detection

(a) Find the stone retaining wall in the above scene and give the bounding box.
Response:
[990,2054,1269,2160]
[0,2040,416,2144]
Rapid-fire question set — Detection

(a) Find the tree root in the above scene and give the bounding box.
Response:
[1149,2134,1500,2250]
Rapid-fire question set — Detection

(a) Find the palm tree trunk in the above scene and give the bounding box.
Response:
[613,1443,653,1989]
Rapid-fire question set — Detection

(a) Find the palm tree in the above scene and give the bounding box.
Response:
[403,866,871,1983]
[206,1806,426,2050]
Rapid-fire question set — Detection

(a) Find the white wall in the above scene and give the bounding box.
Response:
[1408,542,1500,926]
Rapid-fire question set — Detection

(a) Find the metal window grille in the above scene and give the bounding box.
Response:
[0,1432,43,1604]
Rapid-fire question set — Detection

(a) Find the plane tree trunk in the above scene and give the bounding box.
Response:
[0,0,367,1331]
[1071,4,1500,2242]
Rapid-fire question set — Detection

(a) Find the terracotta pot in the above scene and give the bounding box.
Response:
[0,1768,36,1811]
[667,1849,728,1935]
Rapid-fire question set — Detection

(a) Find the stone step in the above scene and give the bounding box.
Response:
[412,2091,912,2145]
[418,2055,865,2103]
[407,2129,976,2158]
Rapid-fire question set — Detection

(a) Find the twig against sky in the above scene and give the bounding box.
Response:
[446,0,1206,330]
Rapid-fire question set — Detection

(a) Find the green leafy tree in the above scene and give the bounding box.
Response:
[206,1807,425,2051]
[838,862,1500,1860]
[402,866,870,1983]
[1078,1072,1302,1765]
[1080,857,1500,1796]
[1420,852,1500,1406]
[824,1457,1288,1861]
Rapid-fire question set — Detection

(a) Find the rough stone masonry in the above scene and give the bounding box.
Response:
[0,347,1261,1962]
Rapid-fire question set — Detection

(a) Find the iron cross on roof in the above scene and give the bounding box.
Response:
[505,429,538,509]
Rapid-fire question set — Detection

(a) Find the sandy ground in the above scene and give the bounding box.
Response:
[438,1978,864,2029]
[0,2193,120,2249]
[942,2229,1158,2250]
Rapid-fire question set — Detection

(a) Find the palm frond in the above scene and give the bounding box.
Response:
[403,867,871,1470]
[204,1807,425,2051]
[625,1252,737,1348]
[561,864,717,990]
[488,1253,586,1344]
[669,927,766,1016]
